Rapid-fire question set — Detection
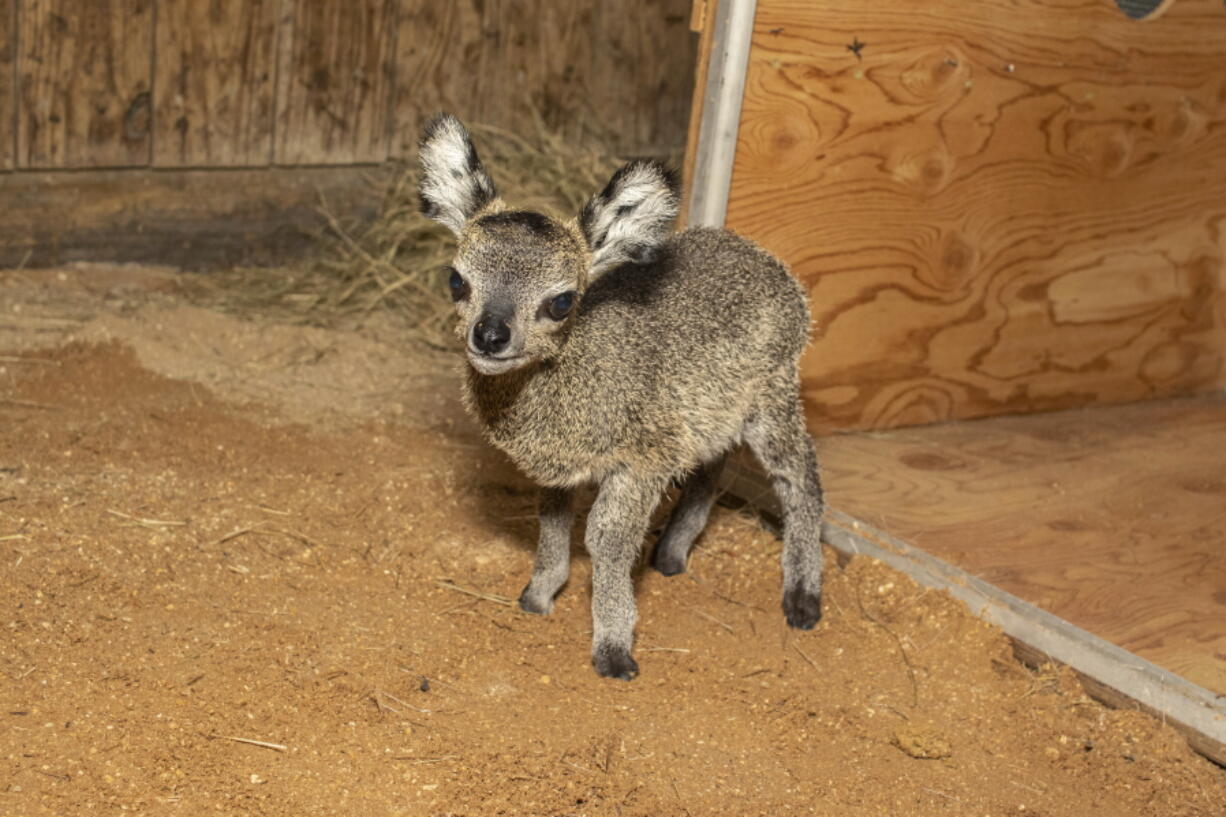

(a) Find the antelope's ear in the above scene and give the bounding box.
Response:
[577,160,679,276]
[417,114,500,235]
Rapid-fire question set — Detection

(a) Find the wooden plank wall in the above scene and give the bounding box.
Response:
[723,0,1226,432]
[1,166,381,269]
[274,0,399,164]
[388,0,694,159]
[152,0,279,167]
[1,0,13,170]
[17,0,153,168]
[0,0,694,172]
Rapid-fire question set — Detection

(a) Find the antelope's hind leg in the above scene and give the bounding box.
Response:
[743,391,824,629]
[651,454,727,576]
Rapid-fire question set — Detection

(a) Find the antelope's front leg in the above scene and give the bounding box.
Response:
[518,487,574,615]
[586,472,662,680]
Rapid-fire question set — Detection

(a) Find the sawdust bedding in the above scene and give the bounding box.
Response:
[1,265,1223,815]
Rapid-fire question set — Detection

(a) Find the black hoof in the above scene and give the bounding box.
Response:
[651,547,687,577]
[592,643,639,681]
[783,586,822,630]
[517,586,552,616]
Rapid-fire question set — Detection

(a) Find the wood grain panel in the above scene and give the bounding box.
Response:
[591,0,640,151]
[473,0,597,147]
[0,0,14,171]
[153,0,278,167]
[478,1,569,144]
[389,0,485,156]
[636,0,695,155]
[391,0,697,158]
[818,394,1226,695]
[724,0,1226,432]
[274,0,398,165]
[17,0,152,168]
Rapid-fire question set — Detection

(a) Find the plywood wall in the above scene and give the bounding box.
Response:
[0,0,695,171]
[721,0,1226,432]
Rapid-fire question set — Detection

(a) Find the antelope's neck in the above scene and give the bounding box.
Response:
[462,362,590,487]
[467,359,563,451]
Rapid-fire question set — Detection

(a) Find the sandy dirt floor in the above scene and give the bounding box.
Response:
[2,265,1224,816]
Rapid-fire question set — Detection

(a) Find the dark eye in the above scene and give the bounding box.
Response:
[447,267,469,302]
[546,291,576,321]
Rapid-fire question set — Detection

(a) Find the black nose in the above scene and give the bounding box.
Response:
[472,315,512,354]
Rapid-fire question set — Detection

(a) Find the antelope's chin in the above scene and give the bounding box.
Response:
[467,352,529,376]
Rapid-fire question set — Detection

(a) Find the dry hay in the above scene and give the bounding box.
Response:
[197,121,623,349]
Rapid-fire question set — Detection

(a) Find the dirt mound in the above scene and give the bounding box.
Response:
[1,271,1223,815]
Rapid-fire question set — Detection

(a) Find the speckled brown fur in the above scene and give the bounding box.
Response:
[419,115,824,680]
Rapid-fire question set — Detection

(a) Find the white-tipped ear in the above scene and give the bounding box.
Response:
[418,114,499,235]
[577,160,680,276]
